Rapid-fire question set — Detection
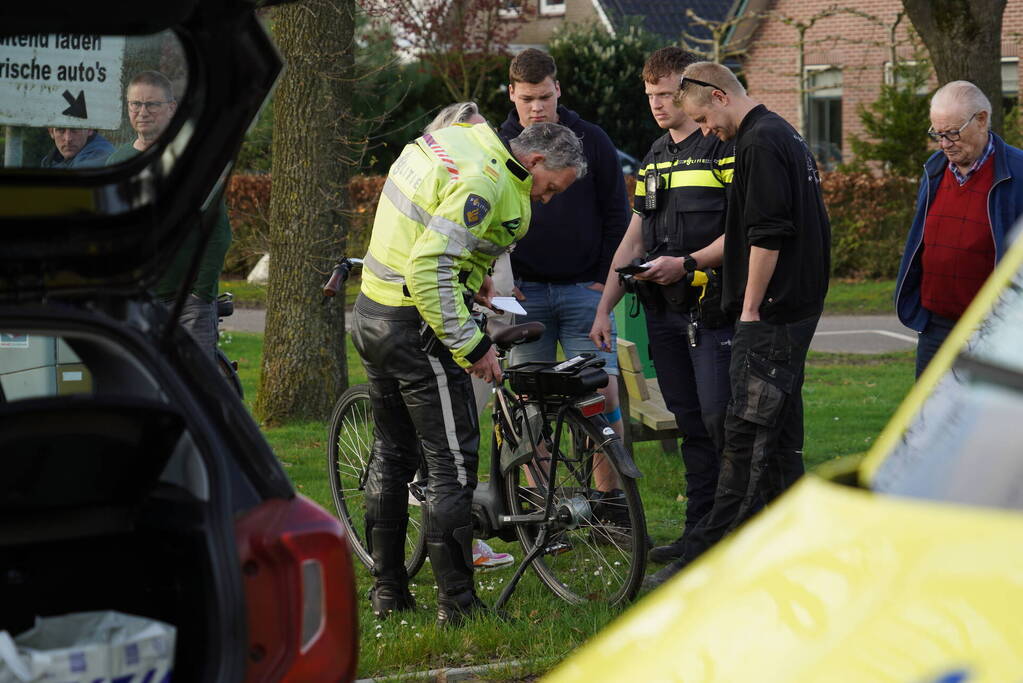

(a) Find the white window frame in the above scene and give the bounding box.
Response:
[498,0,523,19]
[540,0,566,16]
[1003,56,1019,99]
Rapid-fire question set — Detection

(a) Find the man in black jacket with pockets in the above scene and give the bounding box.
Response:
[646,61,831,587]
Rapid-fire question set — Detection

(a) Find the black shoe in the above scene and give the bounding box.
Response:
[436,592,491,628]
[368,584,416,620]
[648,538,686,564]
[642,557,689,591]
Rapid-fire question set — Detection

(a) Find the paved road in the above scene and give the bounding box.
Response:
[224,309,917,354]
[810,315,915,354]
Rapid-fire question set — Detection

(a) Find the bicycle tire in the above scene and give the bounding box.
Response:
[215,347,243,398]
[503,409,646,605]
[326,383,428,577]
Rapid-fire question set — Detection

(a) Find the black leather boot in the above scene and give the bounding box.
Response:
[428,524,487,628]
[368,522,416,619]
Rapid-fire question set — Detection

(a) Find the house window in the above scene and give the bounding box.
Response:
[499,0,523,18]
[1003,57,1019,114]
[805,66,842,170]
[540,0,566,16]
[883,60,930,95]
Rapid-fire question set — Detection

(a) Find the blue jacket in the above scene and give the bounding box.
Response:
[895,132,1023,331]
[39,132,114,169]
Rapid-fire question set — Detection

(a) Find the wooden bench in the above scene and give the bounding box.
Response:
[616,339,680,454]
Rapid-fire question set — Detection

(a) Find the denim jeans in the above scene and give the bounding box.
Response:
[509,280,619,374]
[916,313,956,378]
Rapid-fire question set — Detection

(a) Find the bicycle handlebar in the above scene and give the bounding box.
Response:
[323,257,363,298]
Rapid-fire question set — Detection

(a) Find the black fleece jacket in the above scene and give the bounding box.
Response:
[499,105,629,283]
[722,105,831,323]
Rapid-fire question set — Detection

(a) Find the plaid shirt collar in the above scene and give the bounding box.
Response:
[950,132,995,185]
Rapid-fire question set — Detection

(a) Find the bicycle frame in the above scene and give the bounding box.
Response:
[472,351,636,609]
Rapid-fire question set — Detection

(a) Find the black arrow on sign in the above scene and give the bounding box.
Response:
[61,90,88,119]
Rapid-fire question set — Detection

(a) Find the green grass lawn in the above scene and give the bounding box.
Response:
[220,275,360,309]
[219,331,915,680]
[224,277,897,316]
[824,279,895,315]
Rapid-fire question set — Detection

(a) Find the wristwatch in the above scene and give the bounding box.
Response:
[682,254,698,274]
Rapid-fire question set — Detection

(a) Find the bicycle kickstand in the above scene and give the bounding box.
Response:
[493,525,552,611]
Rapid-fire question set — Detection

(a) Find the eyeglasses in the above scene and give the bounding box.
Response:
[127,100,173,113]
[927,111,979,142]
[680,76,727,94]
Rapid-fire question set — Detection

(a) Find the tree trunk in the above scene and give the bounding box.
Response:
[902,0,1007,134]
[256,0,357,425]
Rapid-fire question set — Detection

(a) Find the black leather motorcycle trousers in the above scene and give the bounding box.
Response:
[352,295,480,599]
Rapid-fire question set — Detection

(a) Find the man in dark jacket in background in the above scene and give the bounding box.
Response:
[40,127,112,169]
[499,49,630,510]
[645,61,831,588]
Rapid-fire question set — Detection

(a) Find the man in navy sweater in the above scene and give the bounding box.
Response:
[499,48,631,524]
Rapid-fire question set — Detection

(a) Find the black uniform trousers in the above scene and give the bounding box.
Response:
[644,307,732,537]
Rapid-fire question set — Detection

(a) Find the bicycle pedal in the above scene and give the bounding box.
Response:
[544,540,572,556]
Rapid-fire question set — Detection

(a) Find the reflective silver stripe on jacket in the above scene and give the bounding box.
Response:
[364,252,406,284]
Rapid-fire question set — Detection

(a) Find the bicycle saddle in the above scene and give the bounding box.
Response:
[486,318,545,350]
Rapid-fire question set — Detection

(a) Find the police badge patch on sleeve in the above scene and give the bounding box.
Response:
[463,194,491,227]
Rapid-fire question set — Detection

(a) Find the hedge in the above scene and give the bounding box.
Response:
[224,171,913,280]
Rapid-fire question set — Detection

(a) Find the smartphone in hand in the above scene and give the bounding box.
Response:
[615,262,650,276]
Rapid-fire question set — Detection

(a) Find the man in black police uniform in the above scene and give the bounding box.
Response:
[590,47,735,565]
[643,61,831,588]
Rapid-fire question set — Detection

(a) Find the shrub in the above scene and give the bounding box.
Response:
[224,174,272,277]
[224,173,385,276]
[549,20,662,159]
[822,171,917,279]
[846,61,932,178]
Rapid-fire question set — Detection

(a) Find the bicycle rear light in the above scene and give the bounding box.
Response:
[575,394,606,417]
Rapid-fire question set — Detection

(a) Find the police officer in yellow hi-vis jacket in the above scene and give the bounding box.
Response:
[353,121,587,627]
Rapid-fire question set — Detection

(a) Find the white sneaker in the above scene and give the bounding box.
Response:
[472,539,514,570]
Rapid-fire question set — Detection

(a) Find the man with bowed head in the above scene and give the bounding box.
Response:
[354,118,586,626]
[896,80,1023,377]
[646,61,831,588]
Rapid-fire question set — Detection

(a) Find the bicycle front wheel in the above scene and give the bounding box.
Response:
[503,409,647,605]
[327,383,427,577]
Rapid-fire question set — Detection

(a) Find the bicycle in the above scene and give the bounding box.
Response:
[215,292,243,398]
[324,259,647,607]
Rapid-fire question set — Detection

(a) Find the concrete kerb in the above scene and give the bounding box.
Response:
[355,659,539,683]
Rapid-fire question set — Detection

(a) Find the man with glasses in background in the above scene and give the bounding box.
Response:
[645,61,831,588]
[109,71,232,356]
[896,80,1023,377]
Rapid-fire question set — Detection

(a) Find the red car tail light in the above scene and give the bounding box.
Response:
[236,495,358,682]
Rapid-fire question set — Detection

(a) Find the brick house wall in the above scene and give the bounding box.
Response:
[512,0,604,48]
[741,0,1023,167]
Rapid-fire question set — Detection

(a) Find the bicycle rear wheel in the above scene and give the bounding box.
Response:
[503,409,646,605]
[327,383,427,577]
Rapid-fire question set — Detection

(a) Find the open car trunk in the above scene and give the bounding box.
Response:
[0,314,247,680]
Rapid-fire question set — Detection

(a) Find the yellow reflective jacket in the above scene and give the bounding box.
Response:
[361,123,533,367]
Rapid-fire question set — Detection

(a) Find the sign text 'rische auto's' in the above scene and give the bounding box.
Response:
[0,34,126,130]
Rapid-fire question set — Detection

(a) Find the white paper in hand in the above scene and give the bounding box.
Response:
[491,297,527,316]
